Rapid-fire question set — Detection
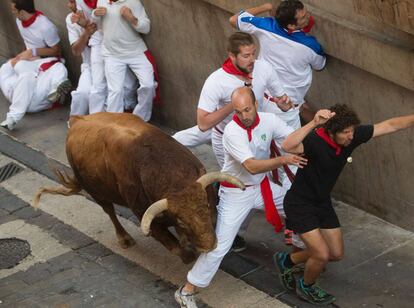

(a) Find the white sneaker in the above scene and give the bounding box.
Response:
[47,79,72,104]
[174,286,198,308]
[0,118,17,131]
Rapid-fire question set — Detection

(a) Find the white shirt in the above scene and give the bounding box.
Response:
[93,0,150,58]
[222,112,293,185]
[16,14,60,49]
[66,13,91,66]
[75,0,103,46]
[198,59,285,133]
[238,11,326,105]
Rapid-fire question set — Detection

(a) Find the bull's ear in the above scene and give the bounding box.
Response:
[196,172,245,190]
[141,199,168,236]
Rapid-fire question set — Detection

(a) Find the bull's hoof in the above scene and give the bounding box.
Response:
[117,234,136,249]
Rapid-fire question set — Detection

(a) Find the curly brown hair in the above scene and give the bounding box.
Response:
[323,104,360,134]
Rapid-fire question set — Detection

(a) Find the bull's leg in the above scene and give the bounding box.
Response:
[150,222,196,264]
[95,199,136,249]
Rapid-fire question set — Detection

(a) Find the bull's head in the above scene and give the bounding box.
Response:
[140,172,245,253]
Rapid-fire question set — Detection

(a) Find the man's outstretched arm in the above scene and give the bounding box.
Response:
[373,114,414,138]
[282,109,335,154]
[229,3,274,28]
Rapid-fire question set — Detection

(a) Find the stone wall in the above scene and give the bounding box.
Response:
[0,0,413,230]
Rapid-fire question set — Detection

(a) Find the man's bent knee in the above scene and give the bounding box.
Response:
[313,250,330,263]
[330,251,344,261]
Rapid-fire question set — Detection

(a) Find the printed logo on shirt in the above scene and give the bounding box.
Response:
[261,134,267,141]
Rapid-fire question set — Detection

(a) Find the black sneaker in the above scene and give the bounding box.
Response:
[296,278,336,305]
[231,235,247,252]
[47,79,72,104]
[273,251,296,291]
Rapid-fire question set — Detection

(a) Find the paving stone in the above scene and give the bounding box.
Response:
[33,294,82,307]
[0,187,28,213]
[327,239,414,308]
[96,253,139,275]
[0,208,8,217]
[98,278,176,308]
[220,251,260,278]
[76,242,113,261]
[12,206,42,220]
[0,213,17,225]
[49,223,95,250]
[13,261,54,285]
[27,212,60,230]
[45,251,89,273]
[0,279,29,298]
[241,267,285,297]
[277,292,335,308]
[13,298,42,308]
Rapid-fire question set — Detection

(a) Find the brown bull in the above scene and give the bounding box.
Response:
[34,113,244,263]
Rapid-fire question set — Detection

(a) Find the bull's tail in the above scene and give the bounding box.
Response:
[33,169,84,208]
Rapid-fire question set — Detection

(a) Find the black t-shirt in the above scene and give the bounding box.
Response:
[287,125,374,203]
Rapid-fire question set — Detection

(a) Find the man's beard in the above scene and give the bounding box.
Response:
[236,63,253,74]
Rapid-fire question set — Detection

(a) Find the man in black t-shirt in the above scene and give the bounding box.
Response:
[273,104,414,305]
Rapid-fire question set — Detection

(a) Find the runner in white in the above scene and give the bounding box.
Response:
[73,0,107,114]
[230,0,326,129]
[66,0,94,116]
[67,0,138,115]
[175,87,307,308]
[0,0,70,130]
[174,32,289,165]
[91,0,156,121]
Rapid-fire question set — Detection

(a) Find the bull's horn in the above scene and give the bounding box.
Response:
[196,171,245,190]
[141,199,168,236]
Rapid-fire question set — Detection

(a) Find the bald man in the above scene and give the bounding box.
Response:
[175,87,311,308]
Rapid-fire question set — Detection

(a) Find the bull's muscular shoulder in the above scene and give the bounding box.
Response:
[67,112,204,172]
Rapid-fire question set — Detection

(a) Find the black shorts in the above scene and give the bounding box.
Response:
[284,193,340,234]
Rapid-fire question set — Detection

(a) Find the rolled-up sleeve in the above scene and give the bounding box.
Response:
[132,1,150,34]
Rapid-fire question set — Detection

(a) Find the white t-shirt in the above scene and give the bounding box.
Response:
[238,11,326,105]
[75,0,103,46]
[66,13,91,66]
[16,14,60,49]
[198,59,285,133]
[222,112,293,185]
[93,0,150,58]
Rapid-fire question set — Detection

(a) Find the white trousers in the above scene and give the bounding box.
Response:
[70,63,92,116]
[0,60,67,121]
[105,53,156,121]
[172,125,212,148]
[89,44,107,114]
[187,182,287,288]
[123,68,139,111]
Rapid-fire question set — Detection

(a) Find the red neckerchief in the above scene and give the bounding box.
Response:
[22,11,43,28]
[221,176,283,233]
[316,127,341,155]
[286,15,315,35]
[302,15,315,33]
[84,0,98,9]
[232,113,260,142]
[222,58,252,80]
